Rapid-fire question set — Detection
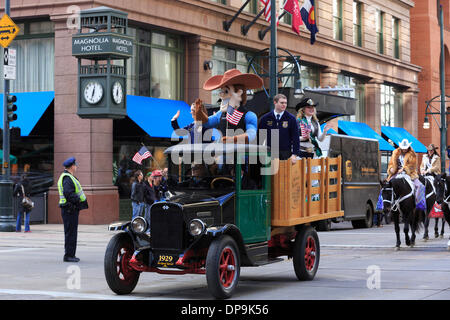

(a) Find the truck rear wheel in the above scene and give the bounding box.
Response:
[206,235,240,299]
[104,232,140,295]
[351,203,374,229]
[293,226,320,281]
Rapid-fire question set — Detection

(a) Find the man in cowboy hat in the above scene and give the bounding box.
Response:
[420,144,441,176]
[195,69,263,144]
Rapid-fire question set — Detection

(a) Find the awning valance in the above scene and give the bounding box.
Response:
[338,120,394,151]
[381,126,427,153]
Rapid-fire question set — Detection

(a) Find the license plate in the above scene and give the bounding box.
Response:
[156,254,177,267]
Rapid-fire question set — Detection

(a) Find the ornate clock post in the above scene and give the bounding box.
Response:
[72,6,132,118]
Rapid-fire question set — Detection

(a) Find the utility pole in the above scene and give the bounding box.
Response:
[0,0,14,232]
[439,2,447,174]
[269,0,278,110]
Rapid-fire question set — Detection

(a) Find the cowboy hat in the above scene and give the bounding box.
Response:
[295,97,318,112]
[427,143,438,151]
[203,69,263,91]
[398,139,412,150]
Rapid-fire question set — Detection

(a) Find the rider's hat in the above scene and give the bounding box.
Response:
[427,144,438,151]
[398,139,412,150]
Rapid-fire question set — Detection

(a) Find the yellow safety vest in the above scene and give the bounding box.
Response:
[57,172,87,205]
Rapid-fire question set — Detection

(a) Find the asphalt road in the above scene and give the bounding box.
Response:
[0,221,449,301]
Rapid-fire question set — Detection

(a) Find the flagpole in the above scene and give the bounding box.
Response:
[269,0,278,110]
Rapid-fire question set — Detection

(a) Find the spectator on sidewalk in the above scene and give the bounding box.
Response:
[14,174,33,233]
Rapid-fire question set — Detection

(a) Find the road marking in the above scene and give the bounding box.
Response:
[0,288,147,300]
[0,248,43,253]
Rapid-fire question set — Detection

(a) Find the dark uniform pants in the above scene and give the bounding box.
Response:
[61,207,80,258]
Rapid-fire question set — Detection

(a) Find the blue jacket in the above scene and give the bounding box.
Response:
[258,111,300,157]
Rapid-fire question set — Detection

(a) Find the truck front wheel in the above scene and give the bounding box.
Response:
[293,226,320,281]
[206,235,240,299]
[104,232,140,295]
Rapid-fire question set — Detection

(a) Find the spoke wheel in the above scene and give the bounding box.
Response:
[104,232,140,295]
[293,226,320,281]
[206,235,240,299]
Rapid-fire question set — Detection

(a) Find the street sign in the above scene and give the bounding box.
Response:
[3,48,16,80]
[0,14,19,48]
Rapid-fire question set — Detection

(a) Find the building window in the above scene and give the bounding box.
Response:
[381,84,402,127]
[211,0,227,4]
[211,45,253,104]
[337,74,365,123]
[375,9,384,54]
[392,17,400,59]
[230,0,258,14]
[353,1,362,47]
[1,20,55,93]
[333,0,343,41]
[300,65,320,89]
[130,27,183,100]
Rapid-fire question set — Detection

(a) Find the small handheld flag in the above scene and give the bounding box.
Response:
[132,146,152,165]
[226,106,244,126]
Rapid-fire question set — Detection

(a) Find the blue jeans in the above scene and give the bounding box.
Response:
[131,202,144,219]
[16,211,31,232]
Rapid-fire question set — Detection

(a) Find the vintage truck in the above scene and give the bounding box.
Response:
[104,143,343,299]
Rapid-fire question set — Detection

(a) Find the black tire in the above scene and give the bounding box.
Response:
[351,204,374,229]
[104,232,140,295]
[206,235,240,299]
[293,226,320,281]
[316,219,331,231]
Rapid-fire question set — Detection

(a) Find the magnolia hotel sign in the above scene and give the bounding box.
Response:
[72,33,133,58]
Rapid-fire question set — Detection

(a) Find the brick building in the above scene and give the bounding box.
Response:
[3,0,421,224]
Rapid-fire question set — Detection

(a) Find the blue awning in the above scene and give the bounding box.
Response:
[338,120,394,151]
[0,91,54,136]
[127,95,194,139]
[381,126,427,153]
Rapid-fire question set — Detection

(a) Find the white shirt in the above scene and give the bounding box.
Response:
[274,110,285,120]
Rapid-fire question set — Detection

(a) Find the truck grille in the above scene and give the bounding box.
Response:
[150,202,184,250]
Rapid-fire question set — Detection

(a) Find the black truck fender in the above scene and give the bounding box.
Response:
[205,224,252,266]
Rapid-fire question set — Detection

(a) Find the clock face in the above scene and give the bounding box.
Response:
[112,81,124,104]
[83,81,103,105]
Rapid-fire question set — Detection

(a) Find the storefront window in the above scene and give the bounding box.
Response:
[211,45,253,104]
[130,27,183,100]
[381,84,402,127]
[300,65,320,89]
[0,20,54,92]
[337,74,365,122]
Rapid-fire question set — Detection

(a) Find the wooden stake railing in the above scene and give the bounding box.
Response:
[271,156,344,227]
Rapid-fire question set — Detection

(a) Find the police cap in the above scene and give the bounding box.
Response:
[63,157,77,168]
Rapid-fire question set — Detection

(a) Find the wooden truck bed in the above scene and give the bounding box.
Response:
[271,156,344,226]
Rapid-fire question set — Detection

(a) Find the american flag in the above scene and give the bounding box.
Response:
[226,106,244,126]
[132,146,152,165]
[259,0,280,24]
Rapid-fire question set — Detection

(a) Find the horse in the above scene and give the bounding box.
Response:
[419,175,445,240]
[380,176,423,250]
[432,173,450,250]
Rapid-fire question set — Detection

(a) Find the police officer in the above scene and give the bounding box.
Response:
[57,157,88,262]
[258,93,300,161]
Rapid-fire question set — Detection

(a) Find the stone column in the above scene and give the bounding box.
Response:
[402,87,419,138]
[186,36,216,104]
[365,79,383,134]
[47,16,119,224]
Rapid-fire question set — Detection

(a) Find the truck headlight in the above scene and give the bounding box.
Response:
[189,219,205,236]
[131,216,147,233]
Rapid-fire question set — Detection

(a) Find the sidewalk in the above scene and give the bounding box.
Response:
[0,223,116,249]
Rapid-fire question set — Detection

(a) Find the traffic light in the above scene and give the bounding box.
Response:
[6,95,17,122]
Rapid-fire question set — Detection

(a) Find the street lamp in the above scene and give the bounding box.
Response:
[422,2,448,174]
[423,95,450,173]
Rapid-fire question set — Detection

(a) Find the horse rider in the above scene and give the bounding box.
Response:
[387,138,426,210]
[420,143,441,177]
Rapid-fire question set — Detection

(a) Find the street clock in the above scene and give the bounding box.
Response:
[72,6,132,119]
